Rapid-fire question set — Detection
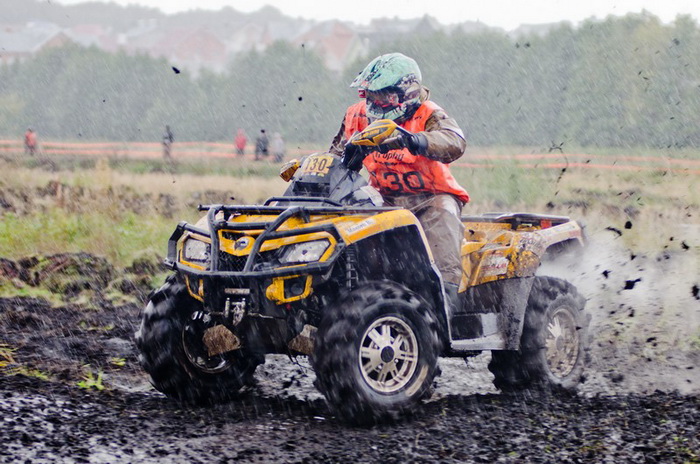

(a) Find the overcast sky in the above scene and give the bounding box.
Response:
[53,0,700,31]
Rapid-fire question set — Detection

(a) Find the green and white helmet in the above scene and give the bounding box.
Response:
[350,53,423,123]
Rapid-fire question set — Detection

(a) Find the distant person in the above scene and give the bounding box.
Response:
[162,125,174,160]
[234,128,247,157]
[254,129,269,161]
[24,128,37,156]
[270,132,285,162]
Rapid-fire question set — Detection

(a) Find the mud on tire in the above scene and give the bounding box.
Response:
[488,276,589,392]
[311,281,441,425]
[134,275,263,404]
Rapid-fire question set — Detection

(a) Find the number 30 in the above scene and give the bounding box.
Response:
[382,171,425,191]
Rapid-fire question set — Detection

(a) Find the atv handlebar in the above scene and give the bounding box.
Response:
[342,119,418,171]
[347,119,407,147]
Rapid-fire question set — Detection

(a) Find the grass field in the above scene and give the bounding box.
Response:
[0,147,697,266]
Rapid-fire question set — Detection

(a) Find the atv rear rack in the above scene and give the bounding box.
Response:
[461,212,573,229]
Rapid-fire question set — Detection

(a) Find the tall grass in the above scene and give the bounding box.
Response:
[0,157,288,267]
[0,151,697,266]
[454,165,560,210]
[4,153,289,179]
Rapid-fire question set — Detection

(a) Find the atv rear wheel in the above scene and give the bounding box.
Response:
[135,275,263,404]
[488,276,589,391]
[311,282,441,424]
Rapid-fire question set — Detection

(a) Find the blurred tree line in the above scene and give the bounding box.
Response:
[2,12,700,148]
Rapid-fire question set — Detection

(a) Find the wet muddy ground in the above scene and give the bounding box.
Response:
[2,372,698,464]
[0,233,699,463]
[0,299,698,462]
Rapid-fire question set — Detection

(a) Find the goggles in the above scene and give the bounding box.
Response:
[364,89,401,110]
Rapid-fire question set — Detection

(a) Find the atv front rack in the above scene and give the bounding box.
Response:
[165,202,394,278]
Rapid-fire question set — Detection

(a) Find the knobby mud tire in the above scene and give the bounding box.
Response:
[488,276,589,392]
[135,275,262,404]
[311,281,441,425]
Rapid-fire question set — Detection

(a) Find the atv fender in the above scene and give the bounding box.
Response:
[349,223,448,338]
[449,277,535,351]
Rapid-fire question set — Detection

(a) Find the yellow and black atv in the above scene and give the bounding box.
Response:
[135,120,589,424]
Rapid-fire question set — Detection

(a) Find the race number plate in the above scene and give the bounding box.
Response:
[300,154,334,176]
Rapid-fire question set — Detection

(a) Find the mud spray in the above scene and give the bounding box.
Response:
[256,229,700,401]
[538,229,700,396]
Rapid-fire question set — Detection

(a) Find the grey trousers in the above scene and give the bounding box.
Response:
[384,194,465,285]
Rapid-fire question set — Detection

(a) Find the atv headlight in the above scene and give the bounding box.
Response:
[182,238,210,264]
[279,239,330,264]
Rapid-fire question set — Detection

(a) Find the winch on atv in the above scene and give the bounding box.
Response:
[136,119,590,424]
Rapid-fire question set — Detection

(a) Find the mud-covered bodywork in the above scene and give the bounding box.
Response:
[165,204,583,355]
[164,202,441,355]
[461,212,584,286]
[450,212,585,351]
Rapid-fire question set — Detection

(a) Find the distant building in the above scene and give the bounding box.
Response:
[0,6,505,74]
[65,24,119,52]
[293,20,367,74]
[0,22,73,64]
[226,22,275,56]
[123,25,227,75]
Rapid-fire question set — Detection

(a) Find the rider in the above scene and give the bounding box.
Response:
[329,52,469,311]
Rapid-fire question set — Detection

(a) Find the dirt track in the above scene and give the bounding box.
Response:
[2,372,698,463]
[0,231,699,463]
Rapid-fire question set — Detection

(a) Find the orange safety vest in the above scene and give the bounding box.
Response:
[343,100,470,203]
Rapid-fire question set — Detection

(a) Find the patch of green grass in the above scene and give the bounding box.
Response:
[109,357,126,368]
[0,209,173,268]
[0,281,62,303]
[4,366,51,381]
[76,365,105,391]
[78,321,115,332]
[0,344,51,380]
[0,344,16,367]
[103,290,140,306]
[690,334,700,351]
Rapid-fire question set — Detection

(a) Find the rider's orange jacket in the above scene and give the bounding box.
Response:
[342,100,470,203]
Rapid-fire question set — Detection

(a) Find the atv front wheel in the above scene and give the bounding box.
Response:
[488,276,589,391]
[135,276,263,404]
[311,282,441,424]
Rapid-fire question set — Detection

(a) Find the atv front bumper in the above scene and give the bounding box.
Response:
[164,203,391,308]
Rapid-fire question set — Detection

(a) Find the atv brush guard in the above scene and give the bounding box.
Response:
[165,202,394,278]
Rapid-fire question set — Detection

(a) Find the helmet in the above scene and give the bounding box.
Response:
[350,53,422,123]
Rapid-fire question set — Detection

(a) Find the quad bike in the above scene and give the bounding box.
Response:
[135,120,590,424]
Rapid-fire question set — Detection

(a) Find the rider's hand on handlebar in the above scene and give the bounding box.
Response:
[401,131,428,155]
[341,143,366,171]
[378,131,428,155]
